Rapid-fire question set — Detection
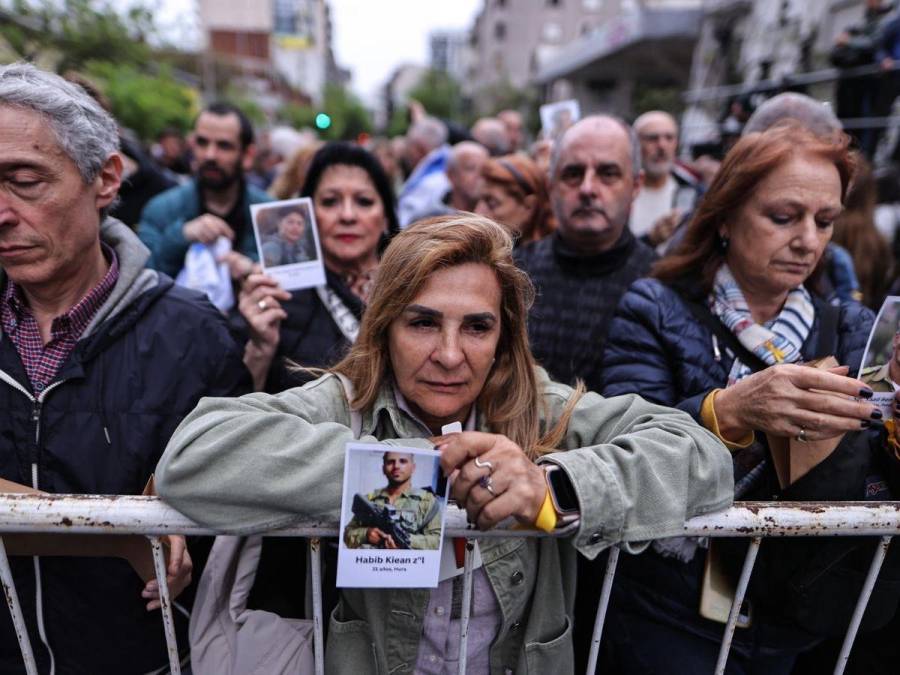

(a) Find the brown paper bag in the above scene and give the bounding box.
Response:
[0,476,162,582]
[766,356,845,488]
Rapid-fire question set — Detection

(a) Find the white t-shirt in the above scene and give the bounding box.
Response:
[629,175,677,238]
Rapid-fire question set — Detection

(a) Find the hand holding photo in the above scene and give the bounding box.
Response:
[337,443,448,588]
[251,198,326,291]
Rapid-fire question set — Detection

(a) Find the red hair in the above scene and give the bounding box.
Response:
[654,122,856,293]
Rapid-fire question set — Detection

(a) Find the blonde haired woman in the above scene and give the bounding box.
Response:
[156,214,732,674]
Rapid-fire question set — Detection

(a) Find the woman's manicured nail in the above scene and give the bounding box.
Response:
[871,409,883,420]
[861,420,871,429]
[859,388,874,399]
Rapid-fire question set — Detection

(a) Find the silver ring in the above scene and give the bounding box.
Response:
[796,427,808,443]
[474,457,493,473]
[258,299,268,311]
[478,474,497,497]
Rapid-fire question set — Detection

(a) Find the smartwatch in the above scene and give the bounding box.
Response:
[544,464,580,525]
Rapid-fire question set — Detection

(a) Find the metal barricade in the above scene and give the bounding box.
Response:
[0,494,897,675]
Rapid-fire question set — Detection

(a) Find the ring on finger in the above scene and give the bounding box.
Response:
[258,299,268,311]
[796,427,808,443]
[478,474,497,497]
[474,457,494,473]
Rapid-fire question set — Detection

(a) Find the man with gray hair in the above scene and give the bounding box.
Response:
[0,63,248,672]
[629,110,702,249]
[743,91,842,136]
[419,141,489,218]
[515,115,655,393]
[397,116,451,227]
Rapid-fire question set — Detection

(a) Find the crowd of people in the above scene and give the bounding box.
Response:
[2,59,900,675]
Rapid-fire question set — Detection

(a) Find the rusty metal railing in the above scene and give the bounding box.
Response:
[0,495,898,675]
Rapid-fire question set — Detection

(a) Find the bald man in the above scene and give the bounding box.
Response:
[471,117,511,156]
[515,115,654,393]
[498,109,525,153]
[629,111,702,249]
[445,141,489,211]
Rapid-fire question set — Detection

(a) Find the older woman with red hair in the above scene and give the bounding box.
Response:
[596,122,900,674]
[475,153,554,244]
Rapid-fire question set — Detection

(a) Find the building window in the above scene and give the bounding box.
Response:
[542,22,562,42]
[495,21,506,40]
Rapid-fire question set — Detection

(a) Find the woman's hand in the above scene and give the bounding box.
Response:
[141,535,193,611]
[238,273,291,347]
[238,274,291,389]
[435,432,547,530]
[714,364,879,442]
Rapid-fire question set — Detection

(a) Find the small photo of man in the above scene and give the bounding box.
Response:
[343,451,443,551]
[255,204,315,267]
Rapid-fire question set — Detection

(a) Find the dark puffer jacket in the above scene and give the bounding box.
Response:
[596,278,900,652]
[0,220,250,674]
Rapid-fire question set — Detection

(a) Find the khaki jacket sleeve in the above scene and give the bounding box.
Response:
[537,377,734,560]
[155,375,429,534]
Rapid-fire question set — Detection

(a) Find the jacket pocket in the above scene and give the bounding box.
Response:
[325,608,379,675]
[523,616,573,674]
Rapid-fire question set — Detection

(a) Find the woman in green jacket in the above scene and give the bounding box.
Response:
[155,214,733,674]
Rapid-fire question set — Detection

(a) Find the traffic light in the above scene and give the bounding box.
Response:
[315,113,332,130]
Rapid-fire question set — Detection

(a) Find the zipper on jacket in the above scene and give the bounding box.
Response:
[0,368,66,675]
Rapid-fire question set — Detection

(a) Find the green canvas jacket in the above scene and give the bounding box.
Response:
[156,369,733,674]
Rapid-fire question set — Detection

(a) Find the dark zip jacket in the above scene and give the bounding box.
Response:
[0,219,250,674]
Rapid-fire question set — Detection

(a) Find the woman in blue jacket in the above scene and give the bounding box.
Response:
[597,122,900,674]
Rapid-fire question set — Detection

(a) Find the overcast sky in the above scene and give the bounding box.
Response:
[142,0,482,106]
[330,0,481,104]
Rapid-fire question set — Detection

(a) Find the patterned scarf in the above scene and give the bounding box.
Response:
[709,264,815,385]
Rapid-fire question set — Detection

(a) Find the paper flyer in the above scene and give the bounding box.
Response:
[250,197,326,291]
[857,296,900,419]
[337,443,448,588]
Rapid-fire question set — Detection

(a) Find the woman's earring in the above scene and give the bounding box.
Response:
[717,234,730,253]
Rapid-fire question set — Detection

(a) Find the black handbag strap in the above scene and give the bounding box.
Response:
[683,298,842,373]
[811,302,840,360]
[683,300,768,373]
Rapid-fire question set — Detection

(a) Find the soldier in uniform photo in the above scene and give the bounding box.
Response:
[343,452,442,550]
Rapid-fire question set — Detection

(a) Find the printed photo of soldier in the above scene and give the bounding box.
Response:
[343,451,442,550]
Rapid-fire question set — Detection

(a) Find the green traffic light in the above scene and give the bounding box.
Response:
[315,113,332,130]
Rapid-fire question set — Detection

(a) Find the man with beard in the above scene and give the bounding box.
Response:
[342,452,441,550]
[515,115,655,394]
[628,111,702,250]
[138,103,272,279]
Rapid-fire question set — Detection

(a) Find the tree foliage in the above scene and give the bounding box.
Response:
[408,69,462,122]
[0,0,156,73]
[86,61,196,141]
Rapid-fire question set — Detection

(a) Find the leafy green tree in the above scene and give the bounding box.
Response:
[407,69,463,122]
[86,61,196,141]
[0,0,156,72]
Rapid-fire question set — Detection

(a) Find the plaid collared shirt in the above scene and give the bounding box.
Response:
[1,245,119,393]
